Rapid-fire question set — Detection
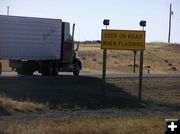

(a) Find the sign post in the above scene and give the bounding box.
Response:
[138,51,144,101]
[133,51,137,73]
[138,20,146,101]
[102,49,107,82]
[102,19,109,82]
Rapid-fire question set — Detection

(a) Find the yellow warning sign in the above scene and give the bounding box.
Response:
[101,30,145,50]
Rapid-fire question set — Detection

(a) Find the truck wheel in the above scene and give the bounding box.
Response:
[52,63,59,76]
[23,69,34,75]
[73,70,79,76]
[41,67,48,76]
[40,62,58,76]
[73,61,80,76]
[48,62,54,76]
[16,62,35,75]
[16,66,23,75]
[0,62,2,75]
[42,71,48,76]
[17,67,34,75]
[41,62,49,76]
[41,62,54,76]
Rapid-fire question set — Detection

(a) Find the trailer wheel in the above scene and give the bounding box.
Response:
[73,61,80,76]
[52,63,59,76]
[16,62,35,75]
[16,67,23,75]
[42,71,48,76]
[16,67,34,75]
[41,62,56,76]
[41,66,48,76]
[48,62,54,76]
[23,69,34,75]
[0,62,2,75]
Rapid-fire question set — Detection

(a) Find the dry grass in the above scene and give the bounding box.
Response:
[0,113,179,134]
[0,60,11,72]
[0,77,179,133]
[108,78,180,106]
[0,95,48,115]
[79,42,180,73]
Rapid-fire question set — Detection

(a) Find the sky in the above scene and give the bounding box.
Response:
[0,0,180,43]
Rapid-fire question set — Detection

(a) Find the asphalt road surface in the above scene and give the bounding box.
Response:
[1,71,180,78]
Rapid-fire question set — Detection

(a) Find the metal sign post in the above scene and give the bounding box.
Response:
[102,49,107,81]
[133,51,137,73]
[102,19,109,82]
[138,20,146,101]
[138,50,144,101]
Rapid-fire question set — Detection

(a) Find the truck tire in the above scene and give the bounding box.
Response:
[41,62,57,76]
[42,71,48,76]
[16,62,35,75]
[48,62,54,76]
[73,61,80,76]
[0,62,2,75]
[17,70,33,75]
[41,67,48,76]
[23,69,34,75]
[16,68,23,75]
[22,67,34,75]
[52,62,59,76]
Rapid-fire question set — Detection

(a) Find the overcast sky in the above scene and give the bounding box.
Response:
[0,0,180,43]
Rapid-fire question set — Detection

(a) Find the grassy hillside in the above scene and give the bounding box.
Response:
[79,42,180,73]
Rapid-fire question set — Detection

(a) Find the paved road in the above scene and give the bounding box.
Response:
[1,71,180,78]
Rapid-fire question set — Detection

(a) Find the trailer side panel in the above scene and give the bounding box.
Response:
[0,15,62,60]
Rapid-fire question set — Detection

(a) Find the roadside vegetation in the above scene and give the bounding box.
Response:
[0,77,179,134]
[0,95,48,116]
[108,78,180,105]
[1,115,180,134]
[0,112,179,134]
[79,42,180,73]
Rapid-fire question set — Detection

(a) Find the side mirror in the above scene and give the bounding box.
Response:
[75,42,79,51]
[72,24,75,41]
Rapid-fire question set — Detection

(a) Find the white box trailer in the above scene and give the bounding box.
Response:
[0,15,62,60]
[0,15,82,76]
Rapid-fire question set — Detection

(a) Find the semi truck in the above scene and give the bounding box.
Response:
[0,15,82,76]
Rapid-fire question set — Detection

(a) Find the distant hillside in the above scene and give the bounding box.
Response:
[79,42,180,74]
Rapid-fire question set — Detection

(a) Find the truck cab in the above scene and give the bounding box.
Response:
[60,22,82,76]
